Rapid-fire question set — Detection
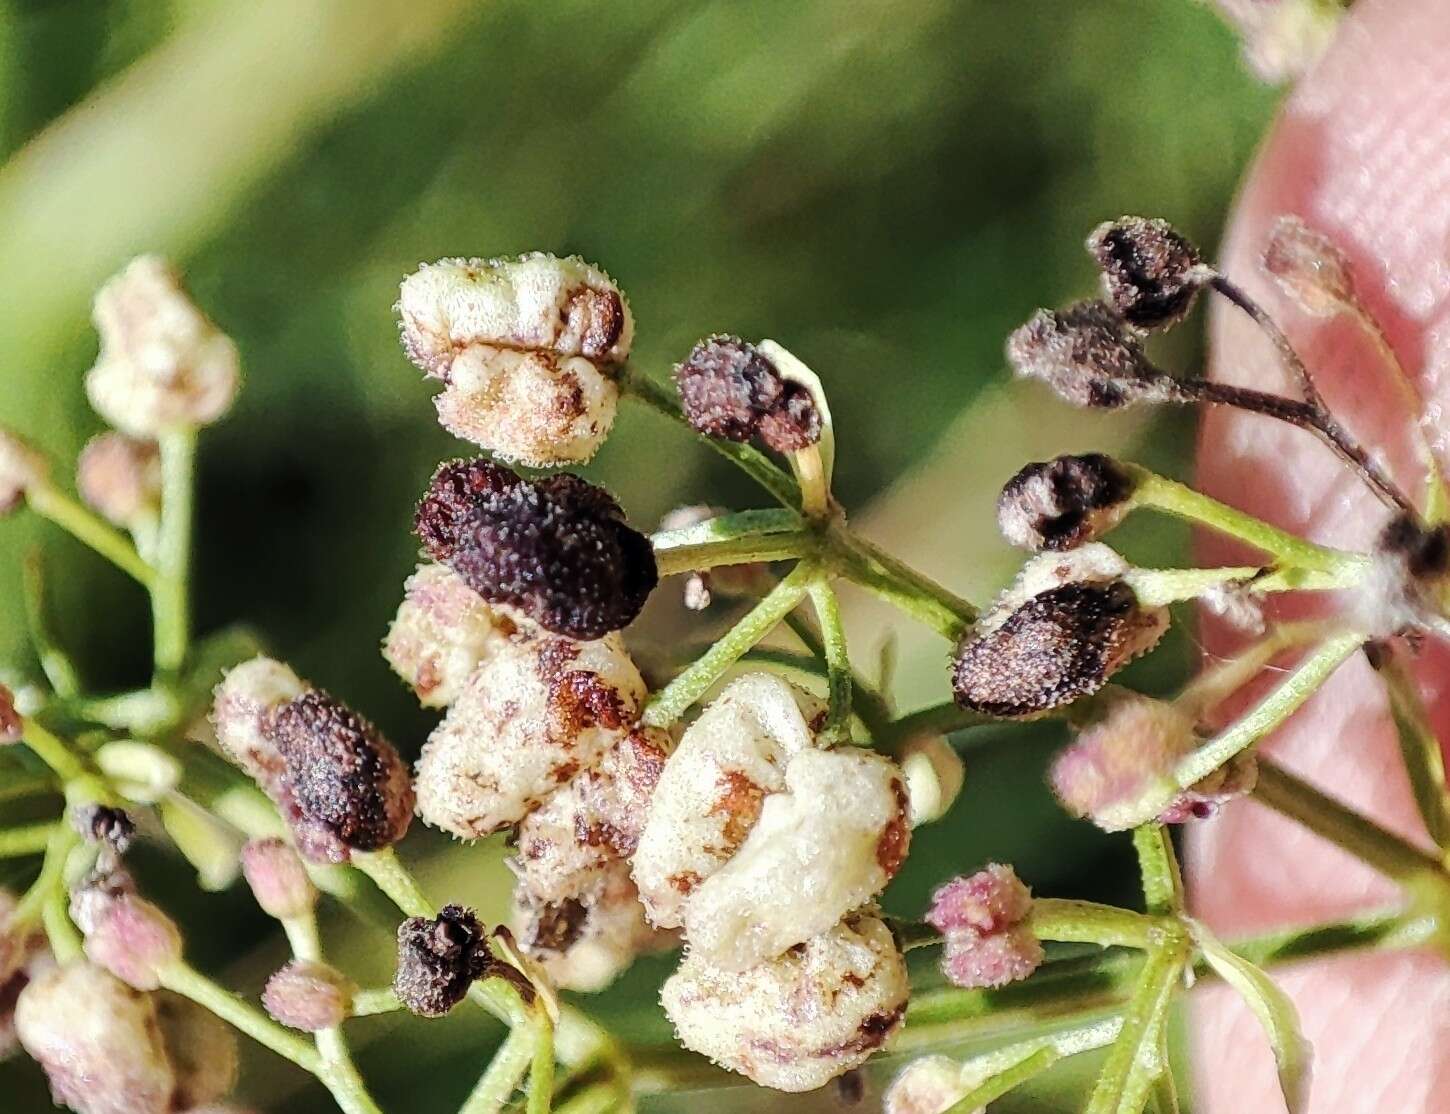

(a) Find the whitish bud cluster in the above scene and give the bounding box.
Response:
[1213,0,1338,84]
[211,659,414,861]
[15,961,239,1114]
[997,453,1135,552]
[397,254,632,465]
[926,864,1042,989]
[86,256,239,437]
[661,912,908,1093]
[0,429,48,515]
[77,433,161,530]
[1087,216,1207,330]
[952,545,1169,718]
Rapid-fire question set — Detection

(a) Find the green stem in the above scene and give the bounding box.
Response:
[649,507,802,548]
[42,886,83,963]
[831,528,975,641]
[152,428,198,677]
[807,578,852,744]
[1125,562,1360,607]
[0,821,56,858]
[13,824,79,928]
[641,561,816,727]
[619,366,801,508]
[22,551,81,697]
[350,988,403,1016]
[316,1028,385,1114]
[554,1083,624,1114]
[1083,932,1188,1114]
[1380,654,1450,854]
[1030,899,1159,950]
[461,1025,534,1114]
[652,530,814,577]
[948,1046,1063,1113]
[1126,467,1364,576]
[19,717,91,786]
[1254,759,1443,883]
[160,960,323,1073]
[780,610,894,740]
[887,701,997,741]
[529,1012,556,1114]
[25,480,157,587]
[1174,631,1364,788]
[1133,826,1183,916]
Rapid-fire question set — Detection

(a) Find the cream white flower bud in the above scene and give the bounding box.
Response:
[383,563,519,708]
[884,1056,981,1114]
[156,991,239,1110]
[262,960,355,1031]
[240,838,317,922]
[397,254,631,465]
[662,913,909,1093]
[211,657,306,786]
[415,630,645,838]
[0,429,48,514]
[16,962,176,1114]
[685,747,908,972]
[85,256,240,436]
[77,433,161,529]
[514,727,670,904]
[899,734,965,827]
[633,673,823,929]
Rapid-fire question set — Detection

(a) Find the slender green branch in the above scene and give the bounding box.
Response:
[831,528,975,641]
[13,824,79,928]
[461,1025,534,1114]
[554,1083,624,1114]
[1133,826,1183,916]
[1380,654,1450,854]
[1174,631,1364,788]
[649,508,802,549]
[0,821,57,858]
[1030,899,1159,950]
[807,578,853,743]
[160,960,323,1073]
[152,428,198,677]
[19,717,91,786]
[25,480,157,587]
[780,609,894,740]
[42,886,83,963]
[316,1028,384,1114]
[1126,562,1360,607]
[22,552,81,697]
[1083,932,1188,1114]
[948,1046,1062,1112]
[642,561,816,727]
[350,988,403,1017]
[652,530,814,577]
[529,1011,556,1114]
[619,366,801,508]
[888,701,997,741]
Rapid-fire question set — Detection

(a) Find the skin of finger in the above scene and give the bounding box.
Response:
[1189,0,1450,1110]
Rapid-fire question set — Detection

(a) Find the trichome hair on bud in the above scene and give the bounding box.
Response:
[0,429,48,515]
[267,689,414,852]
[76,433,161,530]
[673,335,822,454]
[1006,301,1179,410]
[415,457,657,640]
[71,804,136,854]
[1261,214,1359,317]
[1087,216,1207,329]
[997,453,1135,552]
[393,904,495,1018]
[951,545,1169,718]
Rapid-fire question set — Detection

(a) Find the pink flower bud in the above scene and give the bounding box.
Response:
[16,961,176,1114]
[927,864,1042,991]
[0,429,47,514]
[76,433,161,529]
[78,889,182,991]
[0,683,20,744]
[941,926,1044,990]
[261,960,354,1032]
[240,838,317,921]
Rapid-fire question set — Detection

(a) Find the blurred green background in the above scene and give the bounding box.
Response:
[0,0,1278,1109]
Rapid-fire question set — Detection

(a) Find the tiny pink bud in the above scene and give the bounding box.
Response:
[262,960,354,1031]
[926,863,1033,937]
[79,891,182,991]
[240,838,317,922]
[76,433,161,529]
[941,926,1044,990]
[0,683,20,744]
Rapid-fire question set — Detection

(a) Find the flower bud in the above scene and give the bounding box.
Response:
[898,734,965,827]
[415,457,657,640]
[885,1056,980,1114]
[1087,217,1207,329]
[210,657,306,786]
[416,629,645,838]
[514,727,669,903]
[85,256,239,437]
[76,889,182,992]
[262,960,354,1031]
[997,453,1135,552]
[661,913,909,1093]
[927,864,1042,990]
[397,254,631,465]
[383,563,520,708]
[684,747,909,971]
[394,904,493,1018]
[516,861,668,993]
[72,804,136,853]
[76,433,161,529]
[674,336,822,454]
[1048,692,1198,832]
[0,682,21,744]
[268,688,414,852]
[1262,214,1357,317]
[951,545,1169,718]
[0,429,47,514]
[634,672,823,929]
[240,838,317,921]
[1006,301,1177,409]
[16,962,176,1114]
[156,990,239,1109]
